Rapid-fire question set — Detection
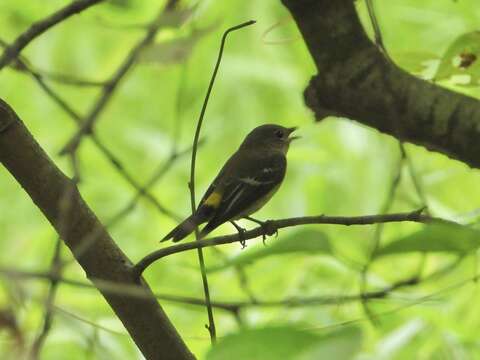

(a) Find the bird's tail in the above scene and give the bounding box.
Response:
[199,220,219,239]
[161,214,203,242]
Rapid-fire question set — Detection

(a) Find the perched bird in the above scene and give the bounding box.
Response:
[161,124,298,243]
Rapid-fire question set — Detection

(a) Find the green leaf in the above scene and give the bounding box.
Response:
[434,31,480,85]
[377,222,480,257]
[157,4,198,28]
[392,51,437,74]
[140,38,195,65]
[298,326,363,360]
[207,229,331,272]
[140,24,217,65]
[373,319,425,358]
[206,326,362,360]
[107,0,133,9]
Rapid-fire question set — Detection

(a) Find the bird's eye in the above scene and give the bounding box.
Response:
[275,130,284,139]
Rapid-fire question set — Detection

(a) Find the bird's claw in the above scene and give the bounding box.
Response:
[231,221,247,248]
[238,228,247,249]
[259,220,277,245]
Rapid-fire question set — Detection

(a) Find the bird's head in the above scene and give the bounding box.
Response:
[239,124,299,154]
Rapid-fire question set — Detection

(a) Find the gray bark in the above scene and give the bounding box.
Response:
[0,98,194,360]
[283,0,480,168]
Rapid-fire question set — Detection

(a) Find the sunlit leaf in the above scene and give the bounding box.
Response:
[297,326,363,360]
[373,319,425,358]
[392,51,437,74]
[377,222,480,256]
[206,326,362,360]
[433,31,480,85]
[207,229,331,272]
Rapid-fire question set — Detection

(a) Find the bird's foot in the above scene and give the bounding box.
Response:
[244,217,278,245]
[230,221,247,248]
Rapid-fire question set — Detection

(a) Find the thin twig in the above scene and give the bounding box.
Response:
[72,66,194,259]
[29,239,63,359]
[59,4,178,156]
[134,208,446,277]
[100,61,194,228]
[211,247,258,303]
[400,143,429,210]
[360,144,405,324]
[107,54,193,225]
[315,257,471,332]
[171,61,189,155]
[4,45,180,221]
[399,143,431,280]
[0,0,104,70]
[0,255,463,316]
[365,0,393,63]
[364,0,426,320]
[105,140,201,228]
[30,69,106,87]
[0,40,106,88]
[367,146,406,260]
[53,305,125,336]
[30,153,81,358]
[187,20,256,343]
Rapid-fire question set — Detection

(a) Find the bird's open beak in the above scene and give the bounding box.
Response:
[287,126,301,142]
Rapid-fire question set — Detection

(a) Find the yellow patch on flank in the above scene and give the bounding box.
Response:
[203,192,222,207]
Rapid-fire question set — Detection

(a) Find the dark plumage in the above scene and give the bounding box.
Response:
[161,124,298,242]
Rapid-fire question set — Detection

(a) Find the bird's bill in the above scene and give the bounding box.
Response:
[287,126,301,142]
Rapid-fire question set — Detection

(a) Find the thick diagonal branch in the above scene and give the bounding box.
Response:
[282,0,480,169]
[0,99,193,360]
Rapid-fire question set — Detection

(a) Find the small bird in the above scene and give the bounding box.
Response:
[161,124,298,243]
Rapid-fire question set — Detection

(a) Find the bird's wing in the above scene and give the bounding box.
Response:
[195,159,231,219]
[200,153,286,235]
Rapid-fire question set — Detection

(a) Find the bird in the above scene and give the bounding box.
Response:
[161,124,299,243]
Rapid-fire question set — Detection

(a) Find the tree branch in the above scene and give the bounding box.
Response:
[282,0,480,169]
[2,255,463,317]
[30,238,63,359]
[0,99,193,360]
[0,0,104,71]
[59,3,176,156]
[2,267,418,313]
[187,20,256,344]
[4,41,180,221]
[134,208,441,278]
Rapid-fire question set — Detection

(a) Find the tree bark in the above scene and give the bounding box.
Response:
[282,0,480,169]
[0,98,194,360]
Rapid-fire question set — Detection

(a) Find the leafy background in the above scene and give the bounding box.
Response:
[1,0,480,358]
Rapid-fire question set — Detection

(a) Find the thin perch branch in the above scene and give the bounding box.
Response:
[134,208,444,277]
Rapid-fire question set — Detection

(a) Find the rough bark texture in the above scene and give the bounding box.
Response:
[0,98,194,360]
[282,0,480,168]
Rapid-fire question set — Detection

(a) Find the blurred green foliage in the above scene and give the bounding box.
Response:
[1,0,480,358]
